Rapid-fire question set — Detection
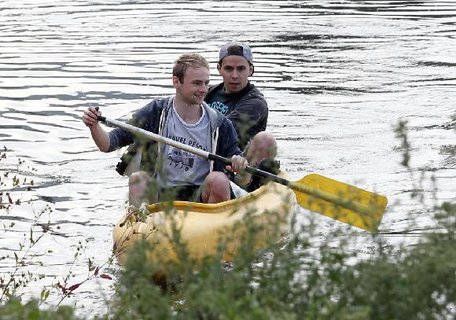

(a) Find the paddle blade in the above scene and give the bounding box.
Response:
[291,174,388,232]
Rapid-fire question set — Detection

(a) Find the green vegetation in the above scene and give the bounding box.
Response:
[107,202,455,320]
[1,120,455,319]
[0,148,49,302]
[0,299,75,320]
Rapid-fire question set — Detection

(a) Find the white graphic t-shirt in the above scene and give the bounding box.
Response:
[156,105,211,188]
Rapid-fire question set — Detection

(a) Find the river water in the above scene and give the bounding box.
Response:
[1,0,455,316]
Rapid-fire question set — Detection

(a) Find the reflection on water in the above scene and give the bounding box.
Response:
[1,0,455,316]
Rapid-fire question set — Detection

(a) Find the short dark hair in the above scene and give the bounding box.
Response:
[173,53,209,83]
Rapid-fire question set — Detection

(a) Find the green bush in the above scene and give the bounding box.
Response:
[0,299,76,320]
[106,200,455,320]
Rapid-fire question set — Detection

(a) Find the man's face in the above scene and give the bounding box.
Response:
[218,56,253,94]
[174,66,210,105]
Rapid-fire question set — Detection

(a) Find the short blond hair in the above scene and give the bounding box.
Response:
[173,53,209,83]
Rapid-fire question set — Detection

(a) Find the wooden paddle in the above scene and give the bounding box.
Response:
[98,116,388,232]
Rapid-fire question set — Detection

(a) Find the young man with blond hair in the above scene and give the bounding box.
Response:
[83,53,247,206]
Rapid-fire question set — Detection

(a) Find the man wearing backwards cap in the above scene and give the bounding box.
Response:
[205,41,279,192]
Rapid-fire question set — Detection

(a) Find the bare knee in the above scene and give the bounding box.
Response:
[247,132,277,164]
[201,172,231,203]
[128,171,152,208]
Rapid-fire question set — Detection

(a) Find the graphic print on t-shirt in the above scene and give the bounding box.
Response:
[206,86,240,116]
[167,147,195,171]
[208,101,229,115]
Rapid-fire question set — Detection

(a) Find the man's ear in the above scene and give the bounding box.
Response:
[249,64,254,76]
[217,63,222,74]
[172,75,180,88]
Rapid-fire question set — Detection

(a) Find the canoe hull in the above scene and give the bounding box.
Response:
[113,171,296,265]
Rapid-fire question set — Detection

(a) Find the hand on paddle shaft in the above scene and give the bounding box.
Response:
[82,106,101,128]
[226,155,249,175]
[95,115,388,232]
[82,107,110,152]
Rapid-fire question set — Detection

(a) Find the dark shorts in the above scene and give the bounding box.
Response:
[158,184,235,203]
[156,185,201,202]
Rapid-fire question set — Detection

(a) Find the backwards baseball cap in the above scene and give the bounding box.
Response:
[218,41,253,65]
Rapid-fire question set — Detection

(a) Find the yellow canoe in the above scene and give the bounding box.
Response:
[112,171,296,266]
